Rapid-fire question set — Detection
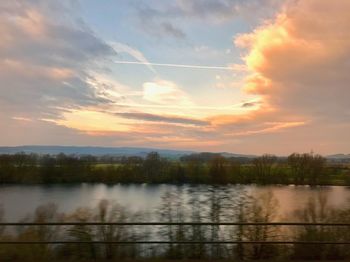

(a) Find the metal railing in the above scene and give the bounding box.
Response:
[0,222,349,245]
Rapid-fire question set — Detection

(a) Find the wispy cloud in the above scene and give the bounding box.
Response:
[131,0,281,39]
[114,112,209,126]
[111,42,156,73]
[114,60,237,70]
[226,121,306,137]
[11,116,33,122]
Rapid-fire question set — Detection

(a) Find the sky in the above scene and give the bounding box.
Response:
[0,0,349,155]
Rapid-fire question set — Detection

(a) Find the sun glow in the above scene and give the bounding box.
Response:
[56,110,131,132]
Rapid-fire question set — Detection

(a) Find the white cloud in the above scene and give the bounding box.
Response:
[142,80,193,106]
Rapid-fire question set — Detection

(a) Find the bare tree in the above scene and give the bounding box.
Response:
[252,154,277,184]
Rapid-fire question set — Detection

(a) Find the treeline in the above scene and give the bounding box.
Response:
[1,189,350,260]
[0,152,348,185]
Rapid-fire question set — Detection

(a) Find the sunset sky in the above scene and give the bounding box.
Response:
[1,0,349,155]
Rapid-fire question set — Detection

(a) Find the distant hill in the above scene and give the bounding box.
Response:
[0,146,194,159]
[0,145,255,159]
[326,154,350,160]
[219,152,257,158]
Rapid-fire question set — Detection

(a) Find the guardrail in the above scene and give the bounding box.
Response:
[0,222,349,245]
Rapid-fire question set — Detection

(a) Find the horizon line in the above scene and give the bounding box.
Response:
[0,145,348,157]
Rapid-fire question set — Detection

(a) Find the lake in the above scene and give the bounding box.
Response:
[0,184,349,221]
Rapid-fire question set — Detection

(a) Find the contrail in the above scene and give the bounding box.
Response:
[114,60,234,70]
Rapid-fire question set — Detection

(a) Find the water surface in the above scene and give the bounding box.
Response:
[0,184,349,221]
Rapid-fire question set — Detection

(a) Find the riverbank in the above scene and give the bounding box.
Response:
[1,152,349,186]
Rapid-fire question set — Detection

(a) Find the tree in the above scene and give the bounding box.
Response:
[186,159,207,183]
[288,153,327,185]
[209,155,228,184]
[252,154,277,184]
[292,194,349,260]
[143,152,164,182]
[227,159,242,183]
[158,188,187,259]
[238,191,280,260]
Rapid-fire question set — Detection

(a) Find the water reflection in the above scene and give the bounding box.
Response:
[0,184,349,221]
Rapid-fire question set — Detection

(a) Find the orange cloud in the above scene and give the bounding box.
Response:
[49,68,75,79]
[55,110,131,133]
[217,0,350,153]
[0,59,74,80]
[235,0,350,115]
[226,121,306,137]
[16,9,47,37]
